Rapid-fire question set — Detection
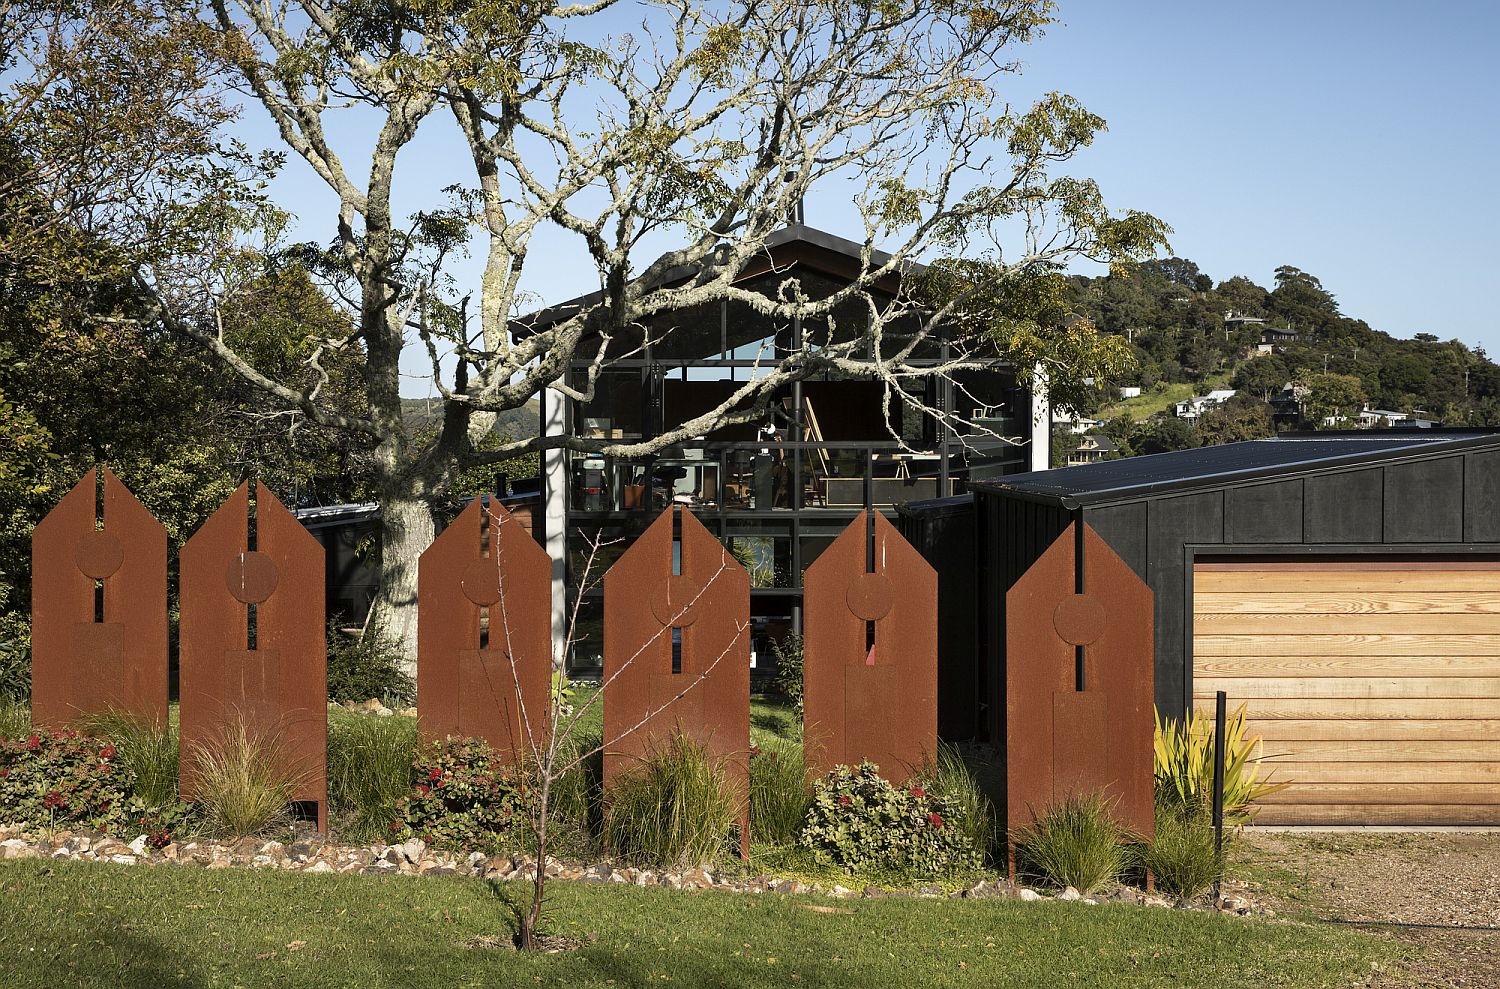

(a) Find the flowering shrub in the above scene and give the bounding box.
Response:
[0,729,133,831]
[391,736,529,849]
[800,761,981,876]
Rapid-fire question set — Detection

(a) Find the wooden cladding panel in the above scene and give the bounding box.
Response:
[1191,562,1500,826]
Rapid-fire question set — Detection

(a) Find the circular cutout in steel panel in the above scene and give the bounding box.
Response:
[651,575,703,627]
[75,531,124,580]
[1053,594,1106,645]
[845,572,895,621]
[226,551,279,604]
[460,557,504,606]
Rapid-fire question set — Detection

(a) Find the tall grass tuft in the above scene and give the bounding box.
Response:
[326,711,416,842]
[603,734,736,868]
[1143,805,1222,900]
[0,698,29,741]
[548,724,604,850]
[914,743,995,865]
[76,710,180,806]
[1154,704,1288,825]
[189,718,307,837]
[749,734,808,845]
[1013,793,1132,894]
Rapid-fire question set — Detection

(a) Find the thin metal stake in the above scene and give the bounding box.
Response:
[1212,690,1227,903]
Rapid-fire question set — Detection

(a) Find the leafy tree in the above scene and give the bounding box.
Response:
[1299,372,1367,427]
[1231,355,1290,401]
[1197,396,1275,446]
[1133,416,1199,456]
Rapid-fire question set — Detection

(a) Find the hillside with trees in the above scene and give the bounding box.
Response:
[1053,259,1500,461]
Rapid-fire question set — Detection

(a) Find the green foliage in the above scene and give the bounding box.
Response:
[800,762,983,878]
[547,724,604,854]
[0,697,27,742]
[1154,705,1288,827]
[602,735,737,869]
[75,710,179,808]
[1297,372,1367,428]
[0,629,27,702]
[1143,806,1222,900]
[913,743,995,865]
[0,728,134,831]
[395,735,528,850]
[1195,395,1275,445]
[748,735,809,845]
[326,620,415,706]
[326,711,417,843]
[768,633,805,707]
[1012,794,1132,894]
[188,719,307,837]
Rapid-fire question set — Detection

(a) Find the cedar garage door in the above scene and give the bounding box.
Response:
[1192,560,1500,826]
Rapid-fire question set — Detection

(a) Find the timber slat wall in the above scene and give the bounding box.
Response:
[1193,563,1500,826]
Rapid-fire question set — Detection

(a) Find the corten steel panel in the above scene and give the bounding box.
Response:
[418,498,552,765]
[179,483,328,830]
[803,511,937,784]
[602,506,750,856]
[31,467,168,729]
[1005,522,1154,842]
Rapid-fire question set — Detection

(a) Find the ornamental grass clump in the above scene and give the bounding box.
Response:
[0,697,29,742]
[189,719,307,837]
[1012,793,1132,894]
[602,734,736,869]
[913,743,995,865]
[1142,804,1222,900]
[76,709,180,807]
[393,735,529,850]
[748,734,808,845]
[1154,704,1288,826]
[327,710,416,842]
[801,761,983,878]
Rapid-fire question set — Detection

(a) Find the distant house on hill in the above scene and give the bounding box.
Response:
[1065,433,1118,466]
[1351,406,1440,429]
[1256,327,1299,353]
[1173,389,1237,419]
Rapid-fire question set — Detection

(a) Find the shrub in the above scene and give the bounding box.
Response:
[913,743,994,864]
[189,719,308,837]
[1154,705,1288,826]
[326,620,415,706]
[0,697,29,742]
[76,710,179,807]
[1012,794,1132,894]
[769,633,805,708]
[749,735,808,845]
[603,734,736,868]
[327,711,416,842]
[393,735,528,850]
[547,724,604,853]
[0,629,28,702]
[1142,806,1222,900]
[0,728,134,831]
[800,761,982,877]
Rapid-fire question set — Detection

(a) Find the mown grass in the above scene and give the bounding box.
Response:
[0,857,1403,989]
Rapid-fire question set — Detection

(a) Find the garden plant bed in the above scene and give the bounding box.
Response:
[0,854,1400,989]
[1235,830,1500,989]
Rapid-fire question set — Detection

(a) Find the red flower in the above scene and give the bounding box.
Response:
[25,734,40,750]
[908,786,926,799]
[42,791,66,810]
[838,795,852,806]
[99,745,116,760]
[927,812,944,829]
[427,767,443,782]
[416,784,430,797]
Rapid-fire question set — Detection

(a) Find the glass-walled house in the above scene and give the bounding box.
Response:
[515,225,1049,674]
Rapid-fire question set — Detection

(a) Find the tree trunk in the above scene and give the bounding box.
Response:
[369,486,435,680]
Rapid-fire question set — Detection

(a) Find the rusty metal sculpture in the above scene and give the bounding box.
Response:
[31,467,168,730]
[1005,521,1154,852]
[418,497,552,764]
[178,482,328,830]
[803,510,936,784]
[602,506,750,856]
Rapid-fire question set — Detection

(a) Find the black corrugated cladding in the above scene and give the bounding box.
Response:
[906,431,1500,737]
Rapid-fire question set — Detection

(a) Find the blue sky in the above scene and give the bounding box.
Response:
[233,2,1500,393]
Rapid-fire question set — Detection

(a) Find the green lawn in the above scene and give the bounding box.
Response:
[1097,371,1233,421]
[0,858,1401,989]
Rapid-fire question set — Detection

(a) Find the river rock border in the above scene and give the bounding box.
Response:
[0,824,1269,916]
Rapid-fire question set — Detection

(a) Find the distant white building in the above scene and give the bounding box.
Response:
[1052,410,1101,435]
[1118,386,1142,399]
[1173,389,1237,419]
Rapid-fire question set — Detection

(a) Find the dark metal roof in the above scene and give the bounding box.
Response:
[971,430,1500,508]
[511,223,914,337]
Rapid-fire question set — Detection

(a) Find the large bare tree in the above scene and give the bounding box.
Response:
[138,0,1166,663]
